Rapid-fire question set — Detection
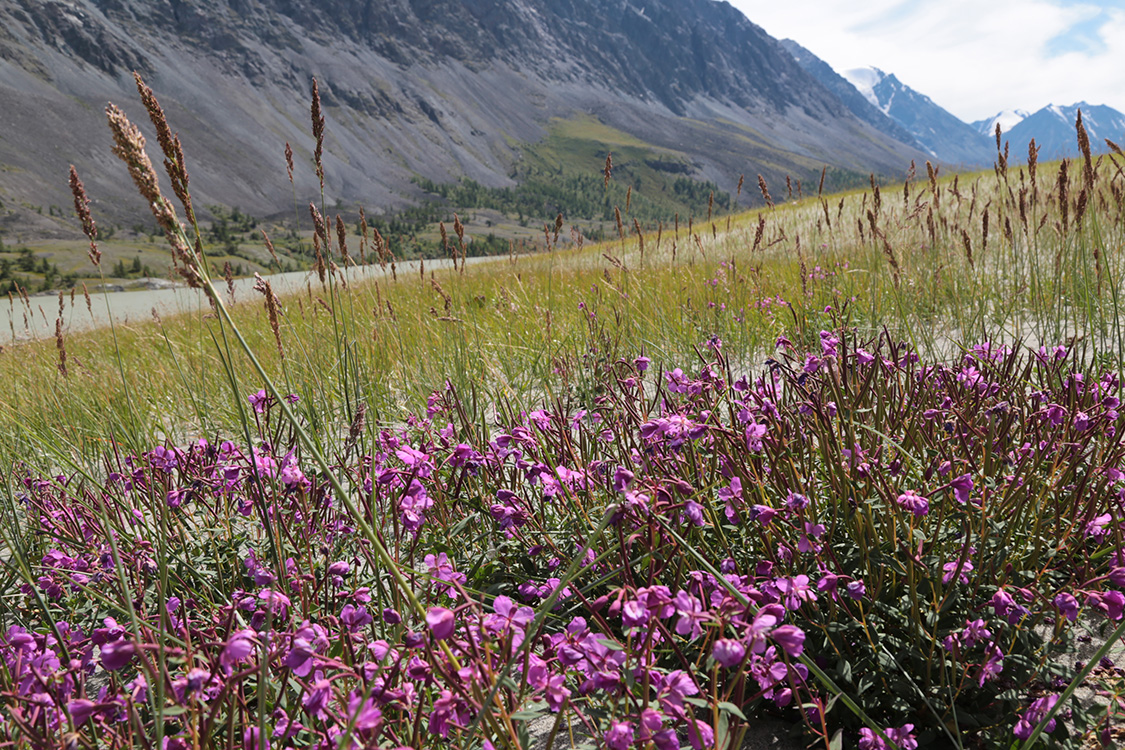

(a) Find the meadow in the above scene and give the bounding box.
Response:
[2,75,1125,749]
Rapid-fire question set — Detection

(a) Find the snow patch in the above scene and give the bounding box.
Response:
[978,109,1029,136]
[842,67,885,109]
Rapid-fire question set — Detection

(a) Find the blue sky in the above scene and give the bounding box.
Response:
[727,0,1125,121]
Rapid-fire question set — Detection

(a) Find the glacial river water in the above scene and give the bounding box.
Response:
[0,256,492,346]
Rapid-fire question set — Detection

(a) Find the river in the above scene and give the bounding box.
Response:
[0,255,500,345]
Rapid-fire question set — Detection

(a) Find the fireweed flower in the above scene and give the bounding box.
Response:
[942,560,974,585]
[221,629,256,669]
[248,389,269,413]
[99,640,136,671]
[896,490,929,517]
[978,642,1005,686]
[426,607,456,640]
[1014,695,1059,739]
[674,591,709,640]
[1054,592,1080,622]
[604,721,635,750]
[950,473,974,504]
[68,698,100,727]
[845,580,866,600]
[485,596,534,637]
[341,604,373,632]
[713,638,746,667]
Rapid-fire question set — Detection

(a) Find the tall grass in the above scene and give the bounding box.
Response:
[2,75,1125,750]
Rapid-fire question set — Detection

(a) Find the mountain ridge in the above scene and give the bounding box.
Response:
[0,0,928,243]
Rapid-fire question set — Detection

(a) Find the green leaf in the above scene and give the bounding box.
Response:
[717,701,747,721]
[595,637,623,651]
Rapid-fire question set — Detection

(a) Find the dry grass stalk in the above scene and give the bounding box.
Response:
[981,207,989,251]
[285,142,294,184]
[1076,109,1095,192]
[1028,139,1039,200]
[309,203,328,249]
[785,177,792,201]
[105,103,199,286]
[737,174,745,198]
[752,214,765,253]
[55,317,67,377]
[312,232,326,284]
[254,274,285,362]
[430,277,452,313]
[1075,188,1089,226]
[1058,160,1070,234]
[708,191,714,221]
[68,165,100,266]
[633,217,645,260]
[960,228,975,269]
[880,233,900,286]
[311,78,326,191]
[134,72,195,225]
[223,262,236,304]
[344,402,367,458]
[818,166,827,197]
[604,152,612,189]
[757,174,773,208]
[626,186,632,214]
[336,214,349,264]
[358,208,369,263]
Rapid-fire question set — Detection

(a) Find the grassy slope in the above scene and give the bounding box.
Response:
[0,150,1123,470]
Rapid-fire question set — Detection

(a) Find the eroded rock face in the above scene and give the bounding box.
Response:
[0,0,924,238]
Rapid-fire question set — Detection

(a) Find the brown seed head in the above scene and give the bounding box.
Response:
[757,174,773,208]
[311,78,326,190]
[260,229,280,266]
[1076,109,1094,190]
[55,317,67,377]
[336,214,349,262]
[604,152,612,188]
[106,103,178,234]
[68,165,101,266]
[285,142,294,184]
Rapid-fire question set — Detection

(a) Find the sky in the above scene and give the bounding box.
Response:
[726,0,1125,123]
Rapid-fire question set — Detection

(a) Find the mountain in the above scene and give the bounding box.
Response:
[971,110,1030,138]
[1003,103,1125,161]
[778,40,923,153]
[0,0,927,243]
[841,67,993,166]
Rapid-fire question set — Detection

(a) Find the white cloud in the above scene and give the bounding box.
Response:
[726,0,1125,122]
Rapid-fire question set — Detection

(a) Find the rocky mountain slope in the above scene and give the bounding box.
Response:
[0,0,926,242]
[840,67,995,167]
[784,45,1125,169]
[779,40,922,154]
[1004,103,1125,161]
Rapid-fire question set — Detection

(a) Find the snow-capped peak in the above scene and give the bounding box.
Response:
[978,109,1029,136]
[842,67,886,109]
